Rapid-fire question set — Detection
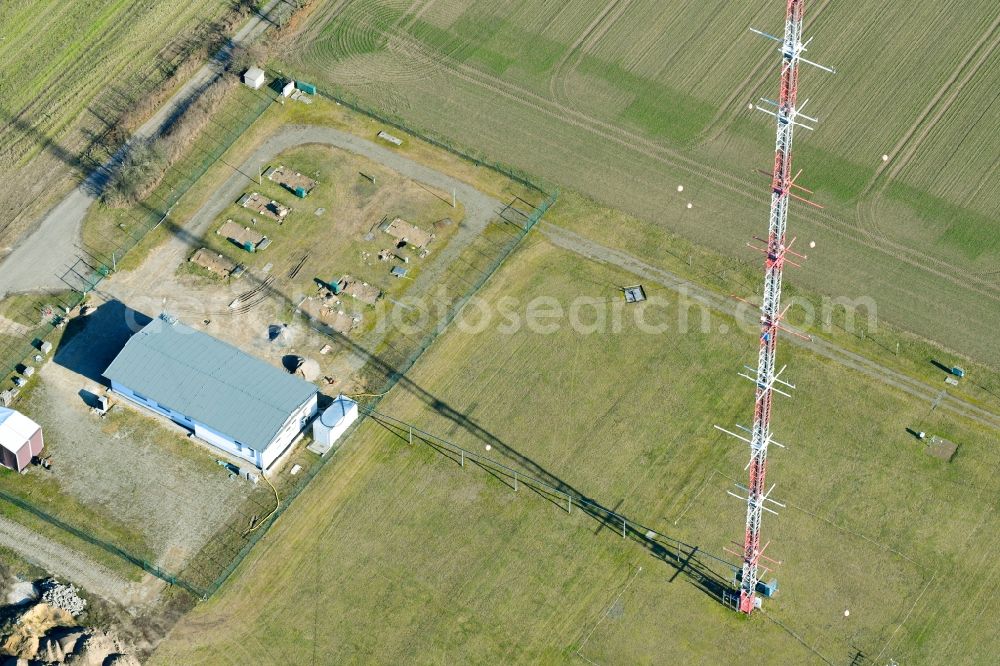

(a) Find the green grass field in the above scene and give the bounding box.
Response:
[0,9,984,655]
[546,191,1000,411]
[0,291,74,328]
[0,0,235,247]
[276,0,1000,365]
[0,0,230,159]
[152,231,998,663]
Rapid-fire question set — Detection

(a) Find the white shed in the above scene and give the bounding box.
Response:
[243,66,266,90]
[313,395,358,448]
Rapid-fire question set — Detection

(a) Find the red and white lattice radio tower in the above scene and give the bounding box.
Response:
[715,0,834,615]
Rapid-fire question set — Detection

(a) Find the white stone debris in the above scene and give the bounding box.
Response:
[39,579,87,617]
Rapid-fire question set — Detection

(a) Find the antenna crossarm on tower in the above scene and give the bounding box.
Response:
[728,0,833,615]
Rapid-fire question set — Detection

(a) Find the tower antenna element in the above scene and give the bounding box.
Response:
[716,0,834,615]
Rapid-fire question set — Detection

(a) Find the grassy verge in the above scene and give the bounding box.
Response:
[81,83,275,273]
[151,235,999,664]
[0,545,48,583]
[546,191,1000,407]
[0,488,149,584]
[0,292,75,329]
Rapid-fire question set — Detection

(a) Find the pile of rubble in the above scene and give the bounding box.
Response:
[13,625,137,665]
[39,581,86,618]
[0,579,137,665]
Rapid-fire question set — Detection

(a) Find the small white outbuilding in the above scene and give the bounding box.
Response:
[312,395,358,448]
[0,408,44,473]
[243,66,266,90]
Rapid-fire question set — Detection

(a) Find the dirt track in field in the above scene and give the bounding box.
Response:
[0,516,155,608]
[0,0,282,300]
[541,222,1000,432]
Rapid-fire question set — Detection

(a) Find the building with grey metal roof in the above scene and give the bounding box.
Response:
[104,315,317,469]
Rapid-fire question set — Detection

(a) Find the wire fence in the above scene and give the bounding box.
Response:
[193,186,559,598]
[0,84,275,384]
[60,84,277,291]
[0,487,205,598]
[0,71,560,600]
[269,69,553,197]
[362,408,741,587]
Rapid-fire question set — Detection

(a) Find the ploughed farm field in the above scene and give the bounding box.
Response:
[278,0,1000,365]
[0,0,235,248]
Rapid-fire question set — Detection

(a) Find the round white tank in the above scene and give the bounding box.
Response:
[312,395,359,447]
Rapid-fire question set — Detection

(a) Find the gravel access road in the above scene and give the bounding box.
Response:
[0,0,282,299]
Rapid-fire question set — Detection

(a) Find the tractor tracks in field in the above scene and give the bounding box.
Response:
[371,28,1000,302]
[399,0,438,32]
[296,10,999,300]
[965,136,1000,214]
[540,223,1000,433]
[0,0,150,158]
[859,13,1000,201]
[856,13,1000,240]
[547,0,636,105]
[293,0,458,87]
[694,0,837,146]
[290,0,354,47]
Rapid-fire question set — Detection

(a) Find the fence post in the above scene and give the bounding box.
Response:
[514,472,518,492]
[567,496,572,513]
[408,426,412,445]
[623,517,626,538]
[461,450,464,468]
